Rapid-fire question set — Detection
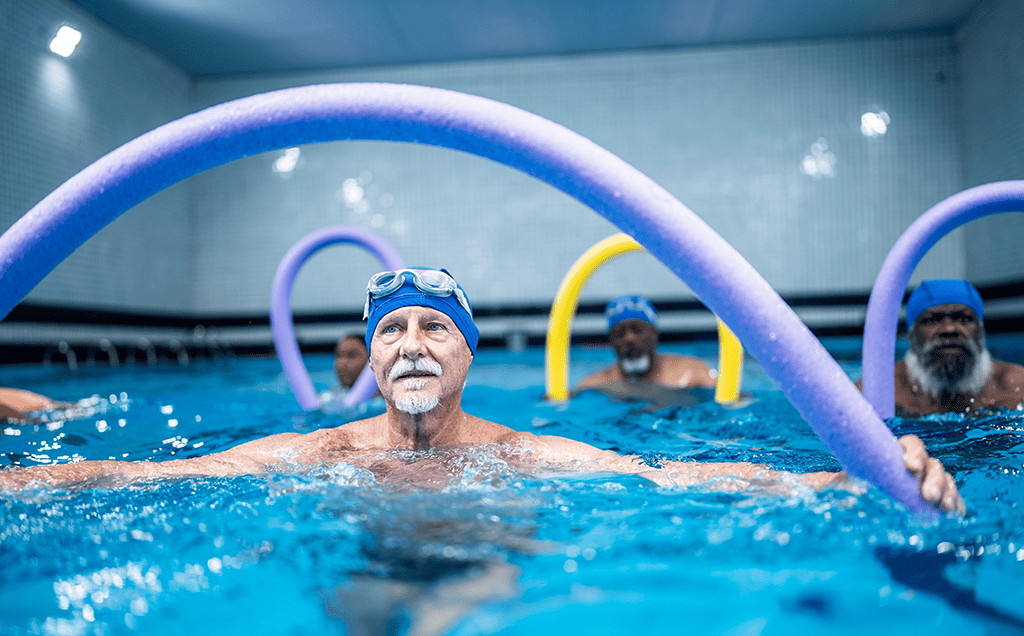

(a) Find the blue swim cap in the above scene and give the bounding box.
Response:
[905,279,984,327]
[605,295,658,330]
[364,268,479,356]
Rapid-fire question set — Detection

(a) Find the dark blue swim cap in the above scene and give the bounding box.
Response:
[905,279,984,327]
[605,295,658,330]
[363,269,479,356]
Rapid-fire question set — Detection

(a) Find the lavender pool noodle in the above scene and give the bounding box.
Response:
[271,226,403,410]
[0,83,933,513]
[862,181,1024,419]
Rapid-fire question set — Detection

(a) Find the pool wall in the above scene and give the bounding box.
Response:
[1,0,1023,360]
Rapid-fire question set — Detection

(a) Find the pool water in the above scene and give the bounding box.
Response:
[2,338,1024,635]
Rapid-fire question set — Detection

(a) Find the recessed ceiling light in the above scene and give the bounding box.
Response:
[50,26,82,57]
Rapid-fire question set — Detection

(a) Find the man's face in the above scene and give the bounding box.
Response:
[334,336,368,388]
[368,305,472,414]
[609,319,658,374]
[910,303,983,382]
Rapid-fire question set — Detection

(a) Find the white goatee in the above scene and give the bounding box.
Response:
[388,357,443,414]
[620,354,651,375]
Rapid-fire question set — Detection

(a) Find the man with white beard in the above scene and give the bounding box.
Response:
[572,295,717,397]
[891,279,1024,416]
[0,269,964,514]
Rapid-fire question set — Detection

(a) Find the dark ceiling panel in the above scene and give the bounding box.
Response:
[64,0,982,78]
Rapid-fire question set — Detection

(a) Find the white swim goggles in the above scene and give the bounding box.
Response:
[605,297,658,324]
[363,268,473,318]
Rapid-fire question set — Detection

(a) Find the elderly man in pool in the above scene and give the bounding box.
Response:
[573,295,717,395]
[0,268,963,514]
[863,279,1024,416]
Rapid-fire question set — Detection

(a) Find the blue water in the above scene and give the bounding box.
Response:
[2,338,1023,635]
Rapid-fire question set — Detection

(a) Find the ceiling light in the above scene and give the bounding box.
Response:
[861,111,890,137]
[50,26,82,57]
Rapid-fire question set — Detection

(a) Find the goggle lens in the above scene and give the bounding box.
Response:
[364,269,472,318]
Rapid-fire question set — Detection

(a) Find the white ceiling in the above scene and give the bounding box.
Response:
[66,0,983,78]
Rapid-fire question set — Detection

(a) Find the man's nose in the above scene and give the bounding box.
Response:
[936,317,967,337]
[399,325,427,358]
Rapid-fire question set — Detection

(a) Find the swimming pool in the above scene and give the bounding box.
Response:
[2,338,1023,635]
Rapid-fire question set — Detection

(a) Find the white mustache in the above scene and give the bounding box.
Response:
[388,357,443,381]
[918,337,981,360]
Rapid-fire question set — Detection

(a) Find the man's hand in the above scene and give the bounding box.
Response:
[899,435,965,515]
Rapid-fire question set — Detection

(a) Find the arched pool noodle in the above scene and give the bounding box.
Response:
[544,233,742,403]
[0,82,931,514]
[271,226,404,411]
[862,181,1024,419]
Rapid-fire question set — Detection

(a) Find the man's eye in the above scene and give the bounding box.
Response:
[427,323,445,331]
[383,325,399,334]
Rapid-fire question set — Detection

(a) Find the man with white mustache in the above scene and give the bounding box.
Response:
[888,280,1024,416]
[0,269,964,513]
[573,295,717,395]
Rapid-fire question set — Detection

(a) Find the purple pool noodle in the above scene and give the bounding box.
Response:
[271,226,404,410]
[862,181,1024,419]
[0,83,932,513]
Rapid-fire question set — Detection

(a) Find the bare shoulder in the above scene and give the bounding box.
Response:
[994,360,1024,385]
[457,415,529,446]
[504,430,630,466]
[220,416,385,464]
[991,360,1024,407]
[662,353,711,367]
[893,360,913,388]
[573,365,620,391]
[659,354,716,387]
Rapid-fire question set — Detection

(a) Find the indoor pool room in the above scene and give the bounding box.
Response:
[2,1,1024,635]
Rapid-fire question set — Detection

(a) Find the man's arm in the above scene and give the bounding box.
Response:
[522,432,964,514]
[0,388,56,420]
[0,432,307,490]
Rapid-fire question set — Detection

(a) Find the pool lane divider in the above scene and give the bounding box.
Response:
[861,181,1024,419]
[544,233,742,403]
[0,82,934,515]
[271,225,403,410]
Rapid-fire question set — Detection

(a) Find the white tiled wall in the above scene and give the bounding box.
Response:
[957,0,1024,284]
[0,0,191,313]
[189,35,965,314]
[5,0,1020,320]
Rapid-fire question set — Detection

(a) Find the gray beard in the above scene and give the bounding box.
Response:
[395,392,440,415]
[389,358,443,414]
[905,343,993,399]
[620,354,650,375]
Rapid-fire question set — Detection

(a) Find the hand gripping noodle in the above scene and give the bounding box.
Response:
[862,181,1024,419]
[0,83,937,514]
[271,226,404,410]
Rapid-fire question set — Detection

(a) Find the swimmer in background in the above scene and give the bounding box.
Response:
[0,268,964,515]
[319,333,380,403]
[859,279,1024,416]
[571,296,717,406]
[335,333,368,389]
